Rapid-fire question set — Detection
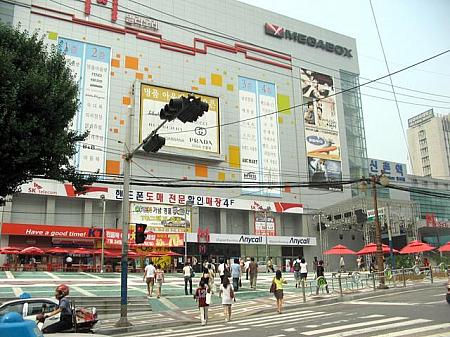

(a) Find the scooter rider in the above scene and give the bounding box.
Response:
[42,284,73,333]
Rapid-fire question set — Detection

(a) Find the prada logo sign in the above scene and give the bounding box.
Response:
[265,23,353,58]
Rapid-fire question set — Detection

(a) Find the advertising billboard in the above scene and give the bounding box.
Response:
[368,158,407,182]
[140,84,220,154]
[238,77,281,197]
[300,68,342,190]
[58,37,111,173]
[254,214,276,236]
[130,203,192,233]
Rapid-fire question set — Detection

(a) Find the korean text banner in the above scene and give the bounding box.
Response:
[238,77,281,197]
[104,229,184,247]
[130,203,192,233]
[300,68,342,191]
[140,84,220,153]
[368,158,407,182]
[58,37,111,174]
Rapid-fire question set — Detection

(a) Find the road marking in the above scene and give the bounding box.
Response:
[134,325,248,337]
[283,328,296,332]
[370,323,450,337]
[359,314,385,318]
[251,312,329,327]
[300,317,409,335]
[231,310,314,324]
[70,285,95,297]
[319,318,431,337]
[268,335,285,337]
[424,300,446,305]
[423,332,450,337]
[44,272,60,279]
[5,271,23,296]
[346,300,418,306]
[157,296,179,310]
[5,271,14,279]
[81,272,102,279]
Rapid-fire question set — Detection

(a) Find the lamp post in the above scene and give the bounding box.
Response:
[184,200,194,263]
[100,195,106,273]
[313,212,324,260]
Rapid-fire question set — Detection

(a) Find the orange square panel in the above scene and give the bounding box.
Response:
[195,163,208,178]
[106,160,121,175]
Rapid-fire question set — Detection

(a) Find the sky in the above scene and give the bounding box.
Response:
[239,0,450,169]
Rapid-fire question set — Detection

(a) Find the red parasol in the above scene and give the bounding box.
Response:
[163,251,183,257]
[47,247,70,254]
[19,247,45,255]
[70,248,93,255]
[399,240,435,254]
[323,244,356,255]
[146,251,164,257]
[438,241,450,253]
[0,247,21,254]
[356,243,399,255]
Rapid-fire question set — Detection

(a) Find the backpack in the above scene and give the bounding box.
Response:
[293,261,301,272]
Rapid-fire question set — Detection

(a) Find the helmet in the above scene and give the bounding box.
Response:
[56,284,69,298]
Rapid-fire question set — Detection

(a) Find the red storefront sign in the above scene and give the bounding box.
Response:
[1,223,102,239]
[2,223,184,247]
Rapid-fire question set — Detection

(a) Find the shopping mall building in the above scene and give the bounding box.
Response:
[0,0,369,269]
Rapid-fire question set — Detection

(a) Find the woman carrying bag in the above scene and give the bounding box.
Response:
[270,270,287,314]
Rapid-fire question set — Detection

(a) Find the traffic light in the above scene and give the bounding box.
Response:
[159,95,209,123]
[142,134,166,153]
[135,223,147,244]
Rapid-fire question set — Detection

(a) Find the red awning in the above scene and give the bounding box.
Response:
[323,244,356,255]
[19,247,46,255]
[46,247,70,254]
[400,240,435,254]
[356,243,399,255]
[438,241,450,252]
[69,247,94,255]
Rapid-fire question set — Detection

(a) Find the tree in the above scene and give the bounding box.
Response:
[0,23,95,198]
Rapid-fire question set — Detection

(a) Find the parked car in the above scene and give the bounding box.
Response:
[0,297,98,332]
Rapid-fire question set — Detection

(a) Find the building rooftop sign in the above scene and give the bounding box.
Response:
[408,109,435,128]
[264,23,352,58]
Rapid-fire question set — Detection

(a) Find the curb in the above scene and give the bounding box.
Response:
[98,281,445,335]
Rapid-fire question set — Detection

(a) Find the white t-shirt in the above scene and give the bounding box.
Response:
[300,262,308,273]
[218,263,225,276]
[183,265,192,277]
[220,284,234,305]
[244,261,250,270]
[144,264,156,278]
[66,256,73,263]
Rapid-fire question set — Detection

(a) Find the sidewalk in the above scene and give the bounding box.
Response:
[97,279,447,335]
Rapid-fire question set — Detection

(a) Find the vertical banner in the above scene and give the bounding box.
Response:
[238,77,281,197]
[254,214,276,236]
[300,69,342,191]
[58,38,111,173]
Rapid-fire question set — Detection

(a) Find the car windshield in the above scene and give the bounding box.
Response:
[0,302,24,317]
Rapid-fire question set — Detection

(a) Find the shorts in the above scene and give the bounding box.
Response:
[300,273,308,280]
[274,289,283,300]
[294,271,301,280]
[146,277,155,285]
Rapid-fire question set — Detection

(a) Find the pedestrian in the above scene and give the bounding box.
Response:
[267,257,275,273]
[339,255,345,272]
[300,258,308,282]
[200,266,210,289]
[65,256,73,271]
[357,255,362,271]
[219,275,235,322]
[312,256,318,274]
[293,256,301,288]
[244,257,250,280]
[231,258,241,291]
[194,280,209,326]
[208,262,216,293]
[143,261,156,298]
[248,257,258,289]
[272,270,287,314]
[315,260,329,295]
[183,262,193,295]
[218,259,227,284]
[155,264,164,298]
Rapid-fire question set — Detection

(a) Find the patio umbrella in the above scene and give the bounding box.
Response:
[438,241,450,253]
[163,251,183,257]
[46,247,70,254]
[399,240,435,254]
[146,251,164,257]
[19,247,45,255]
[70,248,93,255]
[0,247,21,254]
[356,243,399,255]
[323,244,356,255]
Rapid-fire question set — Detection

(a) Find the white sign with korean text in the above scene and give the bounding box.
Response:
[368,158,407,182]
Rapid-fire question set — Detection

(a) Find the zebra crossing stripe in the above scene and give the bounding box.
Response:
[134,326,249,337]
[370,323,450,337]
[318,319,431,337]
[301,316,409,335]
[230,310,314,324]
[251,312,330,327]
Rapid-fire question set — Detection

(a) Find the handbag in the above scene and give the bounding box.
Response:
[190,266,195,278]
[269,280,276,293]
[205,292,212,305]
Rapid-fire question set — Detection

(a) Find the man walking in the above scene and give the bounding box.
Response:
[231,258,241,291]
[248,257,258,290]
[244,257,250,280]
[143,261,156,298]
[183,262,193,295]
[293,256,301,288]
[339,255,346,272]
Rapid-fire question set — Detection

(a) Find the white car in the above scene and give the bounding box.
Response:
[0,297,61,330]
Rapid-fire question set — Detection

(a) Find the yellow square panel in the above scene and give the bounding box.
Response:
[199,77,206,85]
[277,94,292,115]
[227,84,234,92]
[47,32,58,40]
[218,172,225,181]
[211,73,223,87]
[228,145,240,168]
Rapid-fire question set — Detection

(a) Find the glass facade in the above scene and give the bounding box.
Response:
[410,188,450,221]
[340,71,369,196]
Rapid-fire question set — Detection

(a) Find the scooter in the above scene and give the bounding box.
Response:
[36,305,98,333]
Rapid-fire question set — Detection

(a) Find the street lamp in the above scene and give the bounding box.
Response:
[313,212,324,260]
[360,174,389,289]
[184,200,194,263]
[100,195,106,273]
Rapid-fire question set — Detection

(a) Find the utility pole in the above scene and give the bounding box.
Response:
[372,176,388,289]
[115,95,208,327]
[100,194,106,273]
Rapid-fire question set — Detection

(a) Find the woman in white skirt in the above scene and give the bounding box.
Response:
[219,277,234,322]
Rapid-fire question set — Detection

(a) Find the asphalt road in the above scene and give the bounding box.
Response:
[112,284,450,337]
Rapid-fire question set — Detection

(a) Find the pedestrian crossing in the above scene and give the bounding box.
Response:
[113,306,450,337]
